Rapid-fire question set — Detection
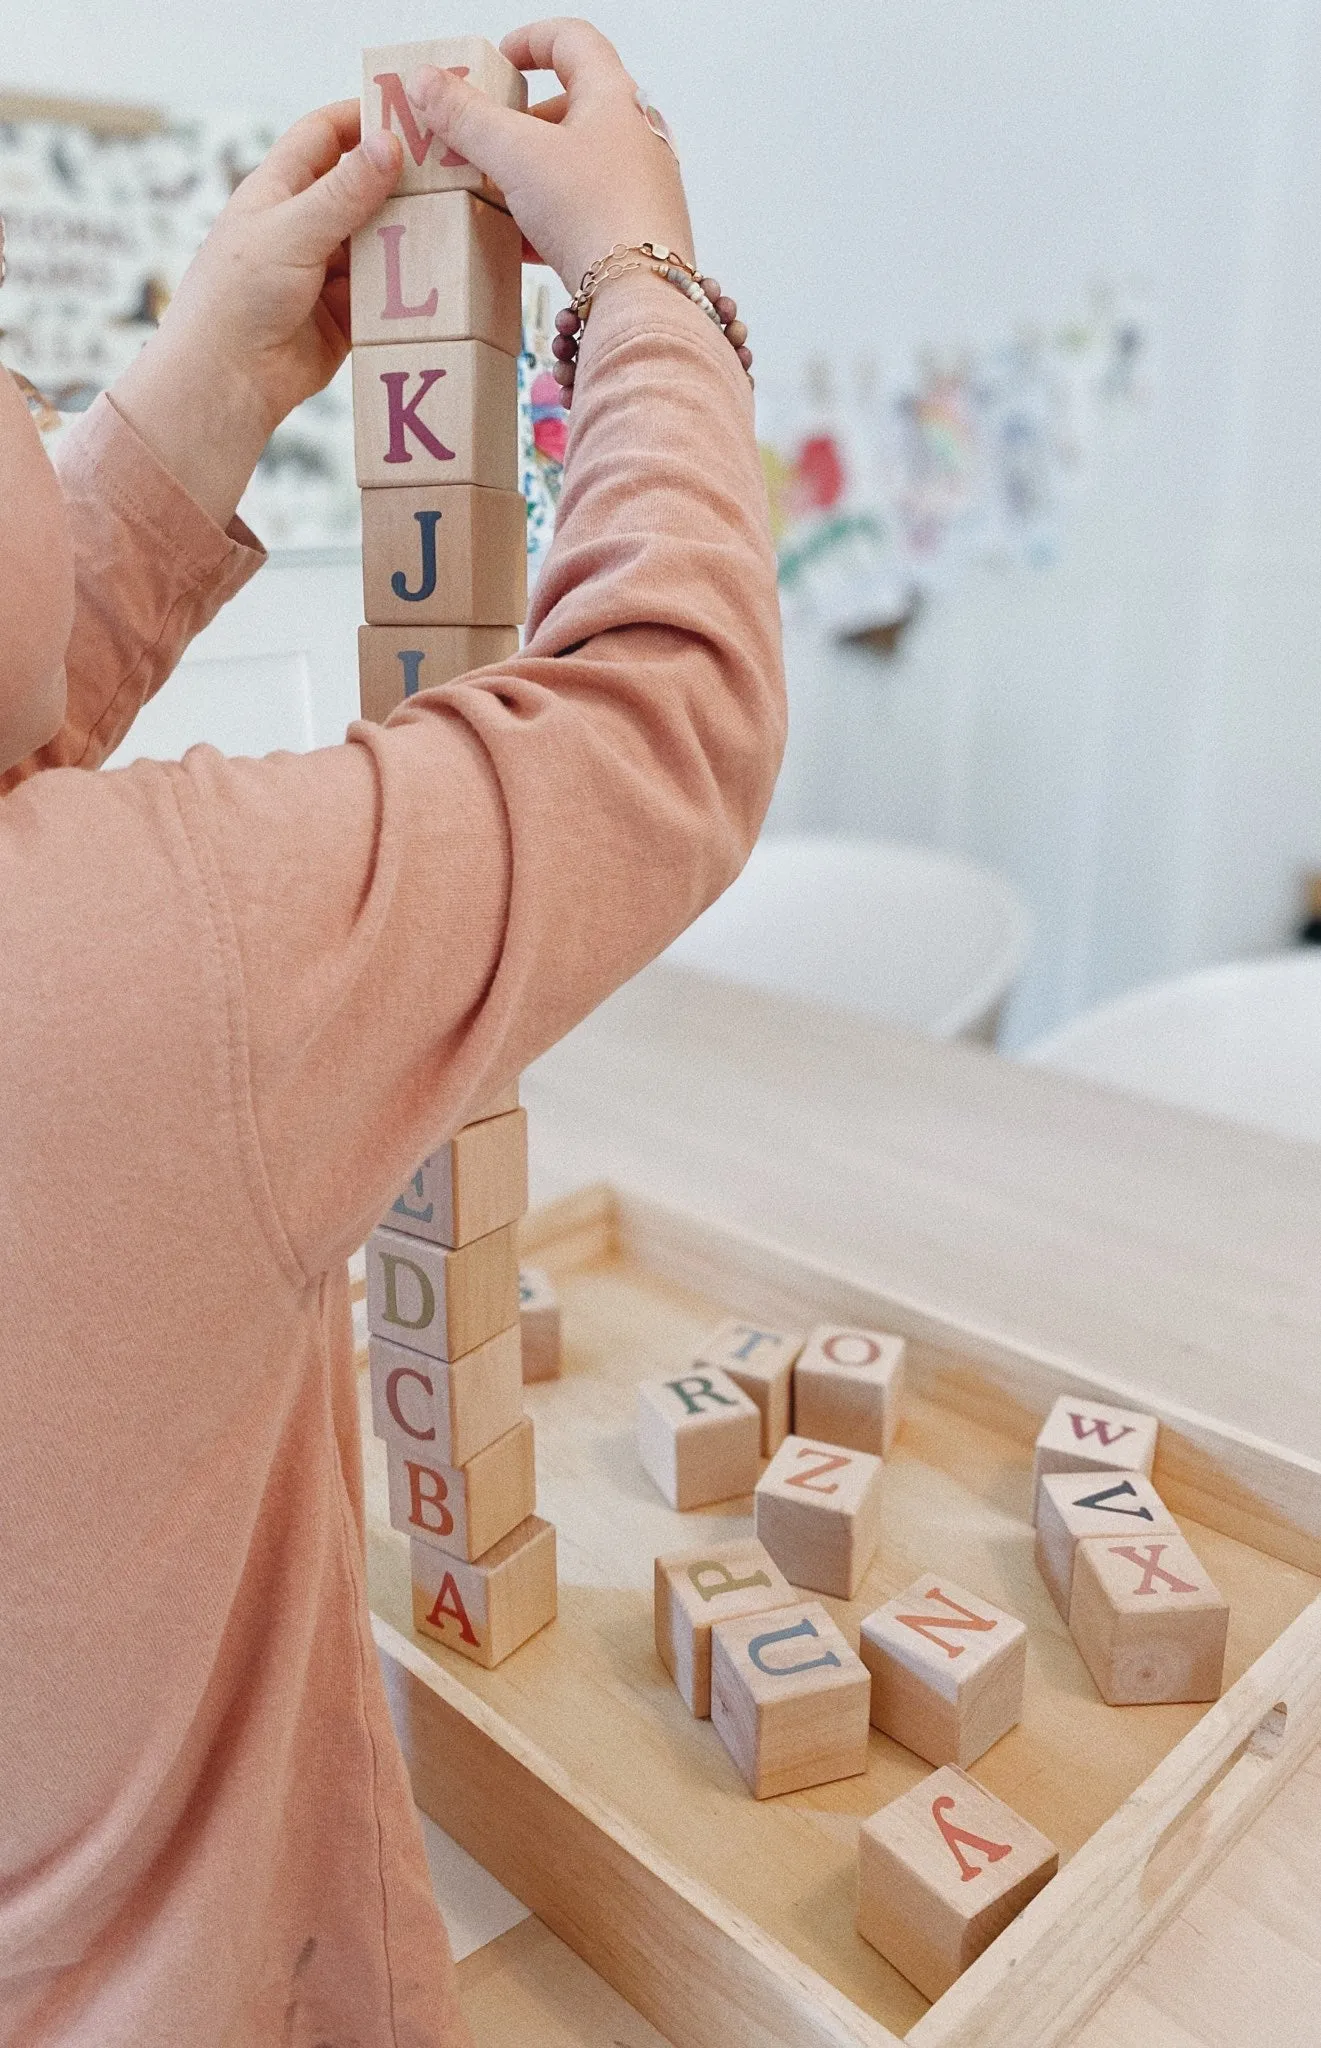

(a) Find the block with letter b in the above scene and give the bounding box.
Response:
[518,1266,561,1384]
[412,1514,557,1669]
[387,1108,528,1250]
[691,1318,802,1457]
[1031,1395,1158,1518]
[754,1435,884,1599]
[369,1325,523,1467]
[361,485,527,628]
[859,1576,1027,1768]
[358,624,519,723]
[792,1323,906,1459]
[362,37,528,204]
[654,1537,797,1717]
[386,1417,536,1562]
[1035,1469,1179,1618]
[857,1765,1058,2000]
[710,1598,871,1798]
[350,190,522,352]
[365,1220,519,1362]
[1068,1531,1229,1705]
[636,1368,760,1511]
[353,339,518,490]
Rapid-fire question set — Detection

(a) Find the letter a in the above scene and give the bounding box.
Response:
[380,368,455,466]
[377,222,439,321]
[392,509,441,603]
[931,1795,1013,1883]
[381,1251,435,1331]
[1108,1542,1199,1596]
[747,1615,841,1677]
[425,1571,480,1645]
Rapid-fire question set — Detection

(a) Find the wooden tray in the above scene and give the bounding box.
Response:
[363,1183,1321,2048]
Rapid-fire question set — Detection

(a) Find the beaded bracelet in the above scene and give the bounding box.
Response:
[550,242,753,409]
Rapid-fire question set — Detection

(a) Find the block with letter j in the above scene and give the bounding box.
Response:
[361,485,527,629]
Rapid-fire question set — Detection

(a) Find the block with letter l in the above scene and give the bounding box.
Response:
[361,484,526,628]
[386,1417,535,1563]
[350,189,522,352]
[365,1219,518,1361]
[412,1514,557,1668]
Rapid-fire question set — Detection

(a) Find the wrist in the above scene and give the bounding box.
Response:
[111,325,271,530]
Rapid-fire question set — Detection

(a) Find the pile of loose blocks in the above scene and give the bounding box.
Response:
[643,1322,1231,2001]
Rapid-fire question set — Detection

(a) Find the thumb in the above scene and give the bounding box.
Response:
[274,131,402,265]
[406,63,533,190]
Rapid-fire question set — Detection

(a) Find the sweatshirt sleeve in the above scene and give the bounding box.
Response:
[175,270,786,1281]
[1,396,264,786]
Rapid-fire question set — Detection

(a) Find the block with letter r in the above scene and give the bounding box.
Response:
[636,1367,760,1511]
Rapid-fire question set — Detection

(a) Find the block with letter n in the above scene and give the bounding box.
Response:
[859,1575,1027,1768]
[753,1434,884,1599]
[411,1514,556,1669]
[1031,1393,1159,1519]
[636,1366,761,1511]
[653,1537,797,1717]
[710,1599,870,1798]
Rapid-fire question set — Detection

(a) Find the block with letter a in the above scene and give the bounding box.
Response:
[361,37,528,203]
[654,1537,797,1717]
[369,1325,523,1467]
[636,1367,760,1511]
[1031,1394,1159,1519]
[691,1317,802,1457]
[386,1416,536,1562]
[1034,1469,1179,1618]
[365,1219,519,1361]
[710,1598,870,1798]
[350,190,523,352]
[792,1322,906,1460]
[859,1575,1027,1768]
[1068,1530,1229,1705]
[518,1266,561,1383]
[353,338,518,490]
[357,624,520,724]
[753,1434,884,1599]
[857,1765,1058,2000]
[361,484,527,629]
[387,1107,528,1250]
[412,1514,557,1669]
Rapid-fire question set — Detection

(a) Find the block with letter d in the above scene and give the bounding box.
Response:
[361,484,527,628]
[754,1434,884,1599]
[353,339,518,490]
[361,36,527,204]
[653,1537,797,1717]
[368,1325,522,1467]
[859,1575,1027,1768]
[365,1220,519,1362]
[710,1598,870,1798]
[636,1367,760,1511]
[412,1514,557,1669]
[386,1417,535,1562]
[358,624,519,723]
[387,1107,528,1250]
[350,190,522,353]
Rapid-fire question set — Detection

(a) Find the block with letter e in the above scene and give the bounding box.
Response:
[362,37,528,204]
[358,624,519,723]
[412,1514,557,1669]
[792,1323,906,1459]
[369,1325,522,1467]
[857,1765,1058,2000]
[654,1537,797,1717]
[361,485,527,629]
[1031,1394,1158,1519]
[365,1220,519,1361]
[1035,1469,1179,1618]
[754,1434,884,1598]
[350,190,522,353]
[1068,1531,1229,1705]
[386,1417,535,1562]
[636,1367,760,1511]
[859,1575,1027,1768]
[691,1317,801,1457]
[353,339,518,490]
[387,1108,528,1250]
[710,1598,870,1798]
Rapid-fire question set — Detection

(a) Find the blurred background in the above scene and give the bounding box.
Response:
[4,0,1321,1110]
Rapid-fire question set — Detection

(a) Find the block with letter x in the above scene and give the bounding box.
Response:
[754,1434,884,1598]
[857,1764,1058,2000]
[1068,1530,1229,1705]
[859,1575,1027,1768]
[1034,1469,1179,1617]
[1031,1394,1158,1520]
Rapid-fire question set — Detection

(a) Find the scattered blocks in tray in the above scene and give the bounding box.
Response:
[365,1219,519,1362]
[1068,1531,1229,1705]
[792,1322,906,1459]
[362,35,528,204]
[518,1266,562,1383]
[654,1537,798,1718]
[857,1764,1058,2000]
[369,1324,523,1467]
[357,623,519,723]
[859,1575,1027,1768]
[386,1107,528,1250]
[412,1513,557,1669]
[637,1367,761,1511]
[710,1599,871,1798]
[1031,1394,1159,1515]
[691,1317,802,1457]
[1035,1469,1179,1618]
[386,1416,536,1563]
[754,1434,884,1598]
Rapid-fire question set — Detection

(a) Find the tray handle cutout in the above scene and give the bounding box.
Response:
[1139,1699,1288,1907]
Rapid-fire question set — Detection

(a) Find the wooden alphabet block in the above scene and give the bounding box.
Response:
[636,1368,761,1511]
[1068,1531,1229,1705]
[709,1599,871,1798]
[368,1325,523,1467]
[365,1220,519,1362]
[353,339,518,491]
[361,484,527,628]
[1035,1470,1179,1618]
[412,1513,556,1668]
[754,1435,884,1599]
[518,1266,561,1383]
[387,1108,528,1250]
[792,1323,906,1459]
[653,1538,798,1717]
[857,1765,1058,2000]
[1031,1395,1158,1518]
[362,38,528,204]
[358,624,519,723]
[691,1318,802,1456]
[387,1416,535,1562]
[859,1576,1027,1768]
[350,190,522,352]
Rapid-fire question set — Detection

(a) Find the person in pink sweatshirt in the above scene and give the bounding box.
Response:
[0,19,783,2048]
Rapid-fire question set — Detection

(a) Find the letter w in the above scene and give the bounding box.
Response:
[895,1587,998,1659]
[1068,1411,1135,1447]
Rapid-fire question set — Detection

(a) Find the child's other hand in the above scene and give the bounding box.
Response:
[407,18,694,292]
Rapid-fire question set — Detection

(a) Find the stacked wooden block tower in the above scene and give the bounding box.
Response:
[646,1317,1229,2000]
[356,38,557,1669]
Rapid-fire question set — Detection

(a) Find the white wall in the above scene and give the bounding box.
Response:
[9,0,1321,1040]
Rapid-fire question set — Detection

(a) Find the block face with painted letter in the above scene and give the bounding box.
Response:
[691,1317,802,1457]
[1067,1530,1228,1705]
[859,1575,1027,1768]
[350,189,522,352]
[361,484,527,628]
[1031,1394,1158,1517]
[709,1598,870,1798]
[361,38,528,204]
[386,1108,528,1250]
[353,338,518,491]
[358,624,519,723]
[386,1416,536,1562]
[368,1325,523,1467]
[654,1537,798,1718]
[1034,1469,1179,1618]
[365,1220,519,1362]
[636,1367,761,1512]
[754,1434,884,1599]
[792,1323,906,1460]
[411,1514,557,1668]
[856,1764,1058,2000]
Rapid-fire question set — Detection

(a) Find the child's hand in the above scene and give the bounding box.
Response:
[407,18,695,293]
[112,104,401,527]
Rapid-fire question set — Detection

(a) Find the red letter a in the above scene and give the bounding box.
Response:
[425,1572,480,1645]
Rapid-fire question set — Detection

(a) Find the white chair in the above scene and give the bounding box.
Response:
[665,835,1033,1042]
[1022,953,1321,1144]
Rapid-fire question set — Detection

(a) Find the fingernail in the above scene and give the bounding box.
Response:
[362,129,398,172]
[405,64,442,107]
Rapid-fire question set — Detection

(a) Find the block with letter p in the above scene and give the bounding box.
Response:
[710,1599,871,1798]
[1031,1395,1158,1519]
[412,1514,556,1669]
[754,1434,884,1599]
[859,1576,1027,1768]
[362,37,528,204]
[636,1367,760,1511]
[386,1108,528,1250]
[792,1323,906,1459]
[1068,1531,1228,1705]
[353,339,517,490]
[361,485,527,628]
[654,1537,797,1717]
[365,1220,519,1361]
[368,1325,523,1467]
[386,1417,535,1562]
[358,624,519,724]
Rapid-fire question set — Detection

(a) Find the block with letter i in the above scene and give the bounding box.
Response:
[412,1515,557,1669]
[358,625,519,722]
[859,1576,1027,1768]
[1031,1394,1159,1519]
[857,1766,1058,2000]
[1067,1531,1228,1705]
[654,1537,797,1717]
[754,1434,884,1599]
[710,1599,871,1798]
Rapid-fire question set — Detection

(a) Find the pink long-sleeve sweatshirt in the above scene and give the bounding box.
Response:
[0,273,784,2046]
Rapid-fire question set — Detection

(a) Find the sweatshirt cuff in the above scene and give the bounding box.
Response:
[575,267,754,411]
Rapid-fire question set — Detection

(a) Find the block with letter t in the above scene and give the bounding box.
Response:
[411,1514,557,1668]
[859,1575,1027,1768]
[691,1317,802,1457]
[636,1367,760,1511]
[361,37,527,204]
[1031,1394,1159,1520]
